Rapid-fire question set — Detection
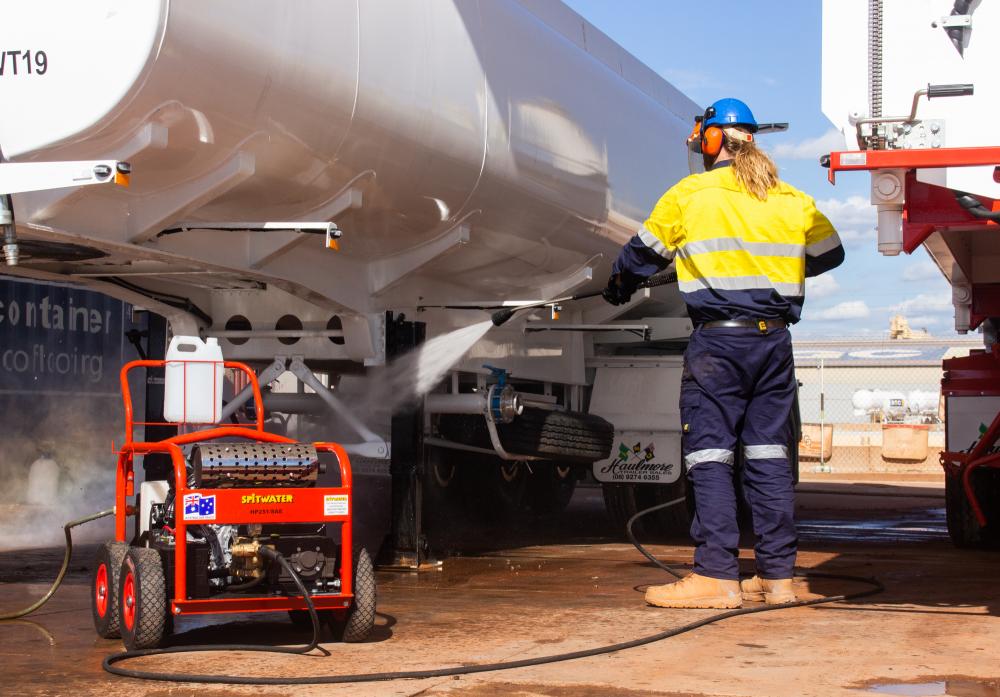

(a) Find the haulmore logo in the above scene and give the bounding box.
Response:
[599,441,676,479]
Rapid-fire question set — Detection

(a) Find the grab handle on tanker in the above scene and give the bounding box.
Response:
[927,83,974,99]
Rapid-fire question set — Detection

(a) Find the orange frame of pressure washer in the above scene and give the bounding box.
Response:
[116,359,355,616]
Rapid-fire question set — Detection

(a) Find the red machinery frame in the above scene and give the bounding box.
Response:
[938,347,1000,528]
[117,359,355,616]
[826,146,1000,529]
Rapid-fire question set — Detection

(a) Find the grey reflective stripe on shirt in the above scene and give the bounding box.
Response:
[638,225,674,260]
[684,448,735,469]
[744,444,789,460]
[678,237,805,259]
[678,275,804,297]
[805,233,842,257]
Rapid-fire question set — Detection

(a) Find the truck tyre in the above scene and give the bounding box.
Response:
[651,476,692,537]
[603,479,691,539]
[603,482,644,537]
[460,454,527,521]
[119,547,168,651]
[526,463,579,514]
[438,408,614,462]
[947,470,1000,549]
[330,548,376,642]
[422,446,464,526]
[91,541,128,639]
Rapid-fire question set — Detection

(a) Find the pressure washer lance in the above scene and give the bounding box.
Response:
[490,271,678,327]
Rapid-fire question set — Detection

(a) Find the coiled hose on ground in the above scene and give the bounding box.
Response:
[2,499,884,685]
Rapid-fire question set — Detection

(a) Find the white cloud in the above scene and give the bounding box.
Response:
[816,195,875,226]
[905,315,941,327]
[659,68,723,93]
[894,293,952,314]
[810,301,871,320]
[836,227,876,246]
[805,272,840,299]
[770,129,848,161]
[901,260,942,282]
[813,195,876,247]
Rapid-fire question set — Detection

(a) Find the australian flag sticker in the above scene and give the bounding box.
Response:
[182,493,216,521]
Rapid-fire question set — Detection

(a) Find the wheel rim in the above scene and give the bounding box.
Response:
[433,459,456,488]
[95,564,109,617]
[122,569,136,630]
[499,461,521,483]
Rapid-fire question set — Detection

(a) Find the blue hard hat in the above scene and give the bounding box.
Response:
[703,98,758,132]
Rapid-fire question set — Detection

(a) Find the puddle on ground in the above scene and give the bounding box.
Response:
[863,677,1000,696]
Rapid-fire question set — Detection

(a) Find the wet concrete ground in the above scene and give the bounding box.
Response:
[1,477,999,697]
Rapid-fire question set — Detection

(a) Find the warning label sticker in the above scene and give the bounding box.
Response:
[324,494,349,517]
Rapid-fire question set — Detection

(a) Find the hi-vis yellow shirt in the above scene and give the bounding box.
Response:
[615,162,843,324]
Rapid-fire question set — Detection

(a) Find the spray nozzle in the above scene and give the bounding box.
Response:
[491,308,517,326]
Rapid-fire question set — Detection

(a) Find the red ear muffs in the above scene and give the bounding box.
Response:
[701,126,724,156]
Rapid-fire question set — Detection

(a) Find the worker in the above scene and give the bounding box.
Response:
[604,98,843,609]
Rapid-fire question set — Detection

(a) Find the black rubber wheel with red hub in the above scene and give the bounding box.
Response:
[91,541,128,638]
[329,547,376,643]
[119,547,168,650]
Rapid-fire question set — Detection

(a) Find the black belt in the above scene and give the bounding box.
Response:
[699,319,787,333]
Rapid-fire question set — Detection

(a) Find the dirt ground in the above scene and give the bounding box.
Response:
[1,475,999,697]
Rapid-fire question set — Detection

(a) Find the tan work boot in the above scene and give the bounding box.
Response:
[644,573,742,609]
[740,576,796,604]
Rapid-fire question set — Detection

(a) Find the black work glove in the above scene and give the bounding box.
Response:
[602,272,640,306]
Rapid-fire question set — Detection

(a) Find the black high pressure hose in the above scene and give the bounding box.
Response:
[100,498,884,686]
[0,509,114,620]
[0,500,885,685]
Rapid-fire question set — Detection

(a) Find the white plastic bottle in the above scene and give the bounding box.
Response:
[163,336,224,424]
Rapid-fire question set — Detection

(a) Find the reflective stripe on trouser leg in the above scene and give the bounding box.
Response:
[685,448,735,470]
[743,444,788,460]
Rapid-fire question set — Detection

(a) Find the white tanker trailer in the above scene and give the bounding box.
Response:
[0,0,741,561]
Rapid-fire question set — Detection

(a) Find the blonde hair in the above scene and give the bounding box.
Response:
[724,129,779,200]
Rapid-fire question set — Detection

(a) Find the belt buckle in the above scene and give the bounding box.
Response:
[757,320,768,334]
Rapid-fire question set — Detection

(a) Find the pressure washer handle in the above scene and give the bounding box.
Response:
[637,271,678,289]
[572,270,677,303]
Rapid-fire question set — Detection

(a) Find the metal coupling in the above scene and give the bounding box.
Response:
[2,242,17,267]
[231,539,266,579]
[1,197,17,267]
[489,384,523,423]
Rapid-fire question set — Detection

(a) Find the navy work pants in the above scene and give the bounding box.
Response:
[680,326,797,581]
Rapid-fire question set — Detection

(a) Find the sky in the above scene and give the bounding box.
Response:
[563,0,963,340]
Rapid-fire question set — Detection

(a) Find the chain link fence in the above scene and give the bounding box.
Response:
[792,337,981,474]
